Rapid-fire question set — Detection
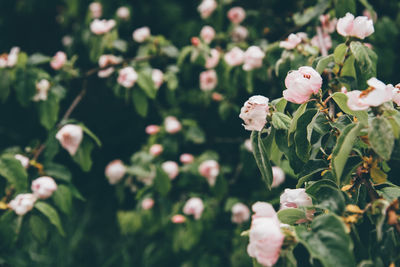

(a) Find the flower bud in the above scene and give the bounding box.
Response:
[239,95,269,131]
[183,197,204,220]
[116,6,130,20]
[31,176,57,199]
[9,193,37,216]
[200,25,216,44]
[149,144,163,156]
[171,214,186,224]
[164,116,182,134]
[211,92,223,101]
[198,160,219,186]
[55,124,83,156]
[145,125,160,135]
[161,161,179,180]
[50,51,67,70]
[105,159,126,184]
[132,27,151,43]
[227,7,246,24]
[117,67,138,88]
[191,37,200,47]
[199,69,218,91]
[180,153,194,164]
[141,198,155,210]
[231,202,250,224]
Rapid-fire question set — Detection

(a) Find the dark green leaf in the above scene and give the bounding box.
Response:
[137,71,157,99]
[38,90,60,130]
[34,202,65,236]
[52,185,73,215]
[368,117,394,161]
[272,112,292,130]
[72,138,94,172]
[251,131,273,189]
[132,89,149,117]
[294,109,318,162]
[29,215,48,243]
[0,154,28,192]
[154,166,171,196]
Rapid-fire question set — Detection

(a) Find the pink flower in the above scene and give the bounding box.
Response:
[247,202,284,267]
[336,13,374,39]
[271,166,285,188]
[171,214,186,223]
[205,49,220,69]
[191,37,200,47]
[311,33,332,51]
[89,2,102,18]
[183,197,204,220]
[33,79,51,102]
[393,84,400,106]
[212,92,223,101]
[15,154,29,169]
[117,67,138,88]
[180,153,194,164]
[0,47,19,68]
[280,33,302,50]
[152,69,164,89]
[132,27,151,43]
[149,144,163,156]
[31,176,57,199]
[231,25,248,42]
[198,160,219,186]
[50,51,67,70]
[164,116,182,134]
[243,46,265,71]
[141,198,155,210]
[200,26,216,44]
[280,188,313,209]
[283,66,322,104]
[227,7,246,24]
[8,194,37,216]
[198,0,217,19]
[161,161,179,180]
[224,47,244,67]
[244,139,252,152]
[347,78,394,110]
[90,19,116,35]
[231,203,250,224]
[239,95,269,131]
[55,124,83,156]
[105,159,126,184]
[116,7,130,20]
[200,69,218,91]
[98,55,122,72]
[145,125,160,135]
[320,14,337,33]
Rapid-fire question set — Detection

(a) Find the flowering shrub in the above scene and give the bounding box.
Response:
[1,0,400,266]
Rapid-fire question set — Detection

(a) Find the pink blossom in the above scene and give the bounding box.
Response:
[227,7,246,24]
[15,154,29,169]
[311,33,332,51]
[183,197,204,220]
[198,160,219,186]
[171,214,186,223]
[8,193,37,216]
[205,48,220,69]
[116,7,130,20]
[191,37,200,47]
[152,69,164,89]
[280,188,313,209]
[33,79,51,102]
[117,67,138,88]
[141,198,155,210]
[239,95,269,131]
[89,2,102,18]
[224,47,244,67]
[271,166,285,188]
[132,27,151,43]
[200,69,218,91]
[0,47,20,68]
[393,84,400,106]
[164,116,182,134]
[243,46,265,71]
[90,19,116,35]
[55,124,83,156]
[98,68,115,78]
[145,125,160,135]
[105,160,126,184]
[31,176,57,199]
[198,0,217,19]
[279,33,302,50]
[320,14,337,33]
[149,144,163,156]
[180,153,194,164]
[231,203,250,224]
[247,202,284,267]
[336,13,374,39]
[50,51,67,70]
[346,91,369,111]
[200,26,216,44]
[161,161,179,180]
[283,66,322,104]
[99,55,122,68]
[231,25,248,42]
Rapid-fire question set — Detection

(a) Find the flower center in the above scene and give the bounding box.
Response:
[303,74,311,79]
[359,86,375,98]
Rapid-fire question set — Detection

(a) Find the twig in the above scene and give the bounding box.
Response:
[316,26,328,57]
[59,82,87,126]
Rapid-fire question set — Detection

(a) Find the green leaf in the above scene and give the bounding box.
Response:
[296,160,329,188]
[52,185,73,215]
[44,162,72,182]
[14,68,38,107]
[72,138,94,172]
[34,202,65,236]
[137,71,157,99]
[335,0,356,17]
[315,55,334,74]
[177,46,193,66]
[332,93,368,124]
[0,154,28,193]
[277,208,307,225]
[154,166,171,196]
[288,103,307,146]
[271,97,287,113]
[78,123,102,147]
[350,41,377,80]
[377,186,400,202]
[306,183,345,214]
[293,0,330,26]
[38,90,60,130]
[332,122,364,185]
[294,109,318,162]
[251,131,273,189]
[295,214,356,267]
[27,53,51,65]
[117,210,142,234]
[368,117,394,161]
[0,69,11,102]
[271,112,292,130]
[334,43,348,64]
[132,89,149,117]
[29,215,48,243]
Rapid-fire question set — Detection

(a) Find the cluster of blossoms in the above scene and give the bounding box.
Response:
[0,47,19,68]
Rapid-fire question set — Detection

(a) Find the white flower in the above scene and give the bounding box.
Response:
[33,79,51,102]
[280,188,313,209]
[183,197,204,219]
[224,47,244,66]
[141,198,155,210]
[199,69,218,91]
[116,6,130,20]
[132,27,151,43]
[200,25,216,44]
[117,67,138,88]
[105,160,126,184]
[55,124,83,156]
[90,19,116,35]
[31,176,58,199]
[243,46,265,71]
[231,203,250,224]
[9,193,37,216]
[164,116,182,134]
[198,0,217,19]
[161,161,179,180]
[198,160,219,186]
[152,69,164,89]
[89,2,102,18]
[239,95,269,131]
